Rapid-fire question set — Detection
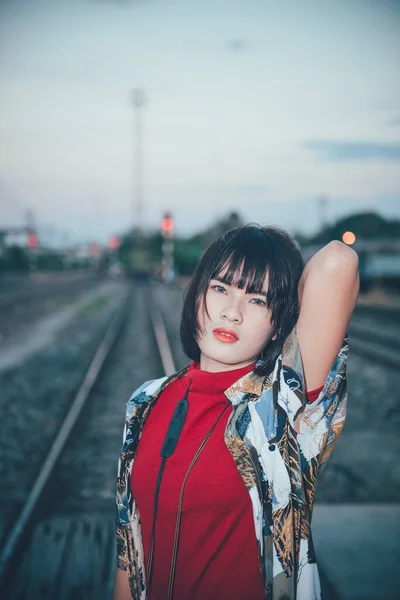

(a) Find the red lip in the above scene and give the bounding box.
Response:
[213,328,239,343]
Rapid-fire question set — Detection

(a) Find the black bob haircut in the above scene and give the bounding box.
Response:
[180,224,305,377]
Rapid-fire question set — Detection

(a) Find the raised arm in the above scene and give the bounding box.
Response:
[296,240,360,392]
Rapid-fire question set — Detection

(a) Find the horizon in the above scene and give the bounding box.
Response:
[1,0,399,246]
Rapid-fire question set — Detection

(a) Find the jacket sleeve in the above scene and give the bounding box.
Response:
[115,380,155,570]
[275,325,348,481]
[116,524,129,571]
[115,416,130,571]
[278,325,348,435]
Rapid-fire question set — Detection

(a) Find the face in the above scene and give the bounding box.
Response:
[197,270,275,372]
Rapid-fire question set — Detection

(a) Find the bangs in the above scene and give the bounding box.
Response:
[213,253,270,297]
[210,229,276,301]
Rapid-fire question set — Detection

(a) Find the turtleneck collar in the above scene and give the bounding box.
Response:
[185,361,256,395]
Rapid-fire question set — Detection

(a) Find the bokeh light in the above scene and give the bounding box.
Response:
[342,231,356,245]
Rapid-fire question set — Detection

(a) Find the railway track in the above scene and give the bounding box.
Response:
[0,286,129,597]
[0,284,396,599]
[0,282,177,599]
[349,313,400,370]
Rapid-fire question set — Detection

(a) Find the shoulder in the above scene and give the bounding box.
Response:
[128,377,169,403]
[125,365,191,420]
[125,376,169,420]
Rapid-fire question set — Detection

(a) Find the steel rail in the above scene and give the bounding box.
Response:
[148,288,176,376]
[0,286,132,583]
[349,323,400,369]
[354,303,400,322]
[349,336,400,369]
[350,319,400,349]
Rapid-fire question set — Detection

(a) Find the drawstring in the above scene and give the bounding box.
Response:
[147,383,191,594]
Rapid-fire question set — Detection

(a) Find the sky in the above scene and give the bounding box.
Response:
[0,0,399,246]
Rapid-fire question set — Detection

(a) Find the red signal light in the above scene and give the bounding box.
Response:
[28,233,39,248]
[161,217,174,232]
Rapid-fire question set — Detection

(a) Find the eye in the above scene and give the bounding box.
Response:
[211,284,226,294]
[250,297,266,306]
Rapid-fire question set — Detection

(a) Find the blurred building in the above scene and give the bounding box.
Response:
[301,239,400,293]
[0,227,37,253]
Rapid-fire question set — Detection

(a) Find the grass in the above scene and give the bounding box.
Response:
[78,295,109,315]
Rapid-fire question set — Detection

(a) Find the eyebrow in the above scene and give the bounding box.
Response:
[212,277,268,298]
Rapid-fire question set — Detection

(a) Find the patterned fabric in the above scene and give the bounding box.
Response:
[115,326,348,600]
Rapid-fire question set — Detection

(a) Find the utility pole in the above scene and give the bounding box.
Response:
[317,195,328,232]
[131,88,146,232]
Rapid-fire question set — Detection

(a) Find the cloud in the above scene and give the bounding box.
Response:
[304,140,400,162]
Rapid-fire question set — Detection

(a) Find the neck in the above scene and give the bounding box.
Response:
[199,354,256,373]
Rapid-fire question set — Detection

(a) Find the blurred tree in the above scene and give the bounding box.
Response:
[36,252,64,271]
[118,228,162,278]
[174,238,203,275]
[302,212,400,246]
[172,211,244,275]
[1,245,30,272]
[197,211,244,250]
[293,232,309,248]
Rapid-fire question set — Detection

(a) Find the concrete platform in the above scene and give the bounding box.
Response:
[313,504,400,600]
[3,505,399,599]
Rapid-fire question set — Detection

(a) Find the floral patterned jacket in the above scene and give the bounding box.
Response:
[115,326,348,600]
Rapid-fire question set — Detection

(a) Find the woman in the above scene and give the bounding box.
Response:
[113,224,359,600]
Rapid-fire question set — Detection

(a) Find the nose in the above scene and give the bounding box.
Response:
[221,297,243,324]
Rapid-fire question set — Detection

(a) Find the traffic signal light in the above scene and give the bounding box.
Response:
[27,233,39,248]
[161,213,174,239]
